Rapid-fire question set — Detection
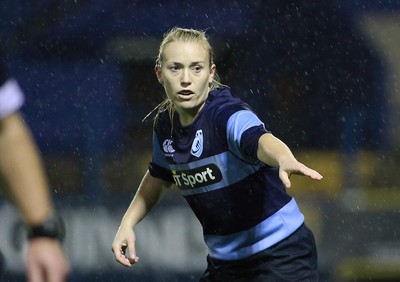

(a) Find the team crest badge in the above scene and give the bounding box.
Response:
[191,130,203,157]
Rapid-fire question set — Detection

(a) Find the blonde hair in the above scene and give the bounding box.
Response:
[144,27,225,126]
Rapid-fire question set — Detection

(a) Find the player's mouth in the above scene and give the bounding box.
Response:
[177,90,195,100]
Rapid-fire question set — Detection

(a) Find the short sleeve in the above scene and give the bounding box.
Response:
[0,79,25,119]
[226,110,269,160]
[148,162,174,183]
[148,131,174,183]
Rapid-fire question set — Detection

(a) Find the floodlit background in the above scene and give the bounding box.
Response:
[1,1,400,281]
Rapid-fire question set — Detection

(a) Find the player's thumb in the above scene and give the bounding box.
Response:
[279,170,291,189]
[127,240,138,261]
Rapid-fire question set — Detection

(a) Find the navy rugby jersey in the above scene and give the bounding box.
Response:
[149,87,304,261]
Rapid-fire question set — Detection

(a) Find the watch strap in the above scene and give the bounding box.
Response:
[27,214,65,242]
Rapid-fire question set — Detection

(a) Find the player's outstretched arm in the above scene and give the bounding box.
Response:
[257,133,323,188]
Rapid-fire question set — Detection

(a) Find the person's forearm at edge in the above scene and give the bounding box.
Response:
[0,113,53,225]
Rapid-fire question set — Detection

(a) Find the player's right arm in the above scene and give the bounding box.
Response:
[112,170,170,267]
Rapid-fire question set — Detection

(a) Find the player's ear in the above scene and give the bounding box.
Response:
[155,65,163,85]
[209,64,216,83]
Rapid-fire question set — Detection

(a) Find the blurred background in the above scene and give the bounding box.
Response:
[0,0,400,281]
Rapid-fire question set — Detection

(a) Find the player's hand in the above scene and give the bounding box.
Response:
[279,159,323,189]
[112,224,139,267]
[25,238,69,282]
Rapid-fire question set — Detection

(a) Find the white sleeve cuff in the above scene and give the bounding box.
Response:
[0,79,25,119]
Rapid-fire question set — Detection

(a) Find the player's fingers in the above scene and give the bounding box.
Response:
[299,166,323,180]
[126,239,139,264]
[112,243,132,267]
[290,163,323,180]
[309,169,323,180]
[116,251,133,267]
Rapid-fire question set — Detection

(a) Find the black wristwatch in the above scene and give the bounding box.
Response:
[27,214,65,242]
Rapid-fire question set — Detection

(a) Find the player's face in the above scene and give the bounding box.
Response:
[156,41,215,126]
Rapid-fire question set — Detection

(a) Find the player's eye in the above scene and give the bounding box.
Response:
[192,65,203,73]
[169,65,180,72]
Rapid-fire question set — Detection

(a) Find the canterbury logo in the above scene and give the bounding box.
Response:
[172,164,222,189]
[162,139,175,156]
[191,129,203,157]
